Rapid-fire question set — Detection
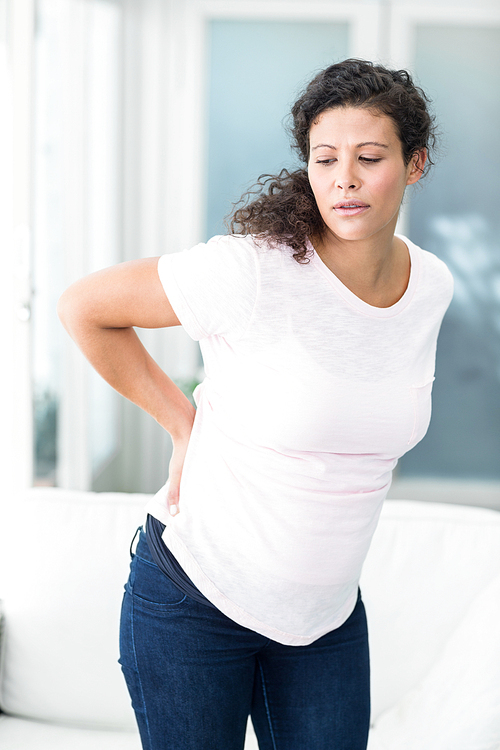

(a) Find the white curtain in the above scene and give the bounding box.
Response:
[31,0,199,493]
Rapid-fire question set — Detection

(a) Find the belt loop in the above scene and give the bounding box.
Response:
[129,526,142,558]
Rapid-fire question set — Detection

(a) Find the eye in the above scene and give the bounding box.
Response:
[316,158,336,165]
[360,157,382,163]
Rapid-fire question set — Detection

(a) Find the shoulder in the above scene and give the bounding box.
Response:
[186,233,289,276]
[402,235,454,301]
[203,233,281,264]
[164,233,258,264]
[159,234,301,295]
[156,235,262,341]
[159,234,260,284]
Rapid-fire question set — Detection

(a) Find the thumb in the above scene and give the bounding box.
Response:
[166,468,182,517]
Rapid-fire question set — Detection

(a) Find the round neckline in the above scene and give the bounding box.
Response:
[308,235,419,318]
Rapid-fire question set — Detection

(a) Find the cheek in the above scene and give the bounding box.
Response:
[371,170,407,201]
[307,170,329,206]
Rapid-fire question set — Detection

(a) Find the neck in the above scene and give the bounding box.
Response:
[313,230,410,308]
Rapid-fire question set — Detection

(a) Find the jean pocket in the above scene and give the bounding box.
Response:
[130,554,188,610]
[408,378,435,445]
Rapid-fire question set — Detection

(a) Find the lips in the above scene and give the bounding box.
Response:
[333,201,369,216]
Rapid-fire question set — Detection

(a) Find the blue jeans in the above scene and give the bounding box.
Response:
[119,529,370,750]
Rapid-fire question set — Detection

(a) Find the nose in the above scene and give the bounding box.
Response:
[337,179,357,190]
[335,161,359,190]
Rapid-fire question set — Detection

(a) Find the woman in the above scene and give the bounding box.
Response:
[58,59,453,750]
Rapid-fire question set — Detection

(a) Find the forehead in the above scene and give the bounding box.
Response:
[309,106,400,145]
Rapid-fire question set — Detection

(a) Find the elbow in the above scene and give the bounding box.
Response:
[57,287,73,331]
[57,283,86,334]
[57,288,70,330]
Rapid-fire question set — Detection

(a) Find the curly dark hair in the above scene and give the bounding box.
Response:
[228,58,437,263]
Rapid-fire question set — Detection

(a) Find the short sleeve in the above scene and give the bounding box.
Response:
[157,234,259,341]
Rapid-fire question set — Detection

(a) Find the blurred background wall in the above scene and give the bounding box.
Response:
[2,0,499,502]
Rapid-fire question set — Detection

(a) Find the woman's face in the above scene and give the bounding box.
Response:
[307,106,425,247]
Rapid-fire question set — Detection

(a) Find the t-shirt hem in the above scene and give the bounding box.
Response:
[153,520,360,646]
[144,492,172,526]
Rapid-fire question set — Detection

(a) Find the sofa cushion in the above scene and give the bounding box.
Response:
[0,715,142,750]
[360,500,500,724]
[0,488,147,729]
[368,572,500,749]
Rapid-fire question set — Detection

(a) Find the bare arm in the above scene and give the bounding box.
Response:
[57,258,195,515]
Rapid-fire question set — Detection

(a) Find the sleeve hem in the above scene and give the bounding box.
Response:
[157,254,208,341]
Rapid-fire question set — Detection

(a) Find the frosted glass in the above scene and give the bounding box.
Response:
[206,20,349,238]
[401,25,500,478]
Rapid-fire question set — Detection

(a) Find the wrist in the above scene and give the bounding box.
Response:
[169,403,196,444]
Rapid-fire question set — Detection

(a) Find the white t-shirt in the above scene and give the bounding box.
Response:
[146,234,453,645]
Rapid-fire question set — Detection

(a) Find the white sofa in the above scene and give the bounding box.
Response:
[1,487,500,750]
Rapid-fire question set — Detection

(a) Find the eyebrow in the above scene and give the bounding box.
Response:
[311,141,389,150]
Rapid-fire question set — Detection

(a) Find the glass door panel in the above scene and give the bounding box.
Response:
[206,19,349,238]
[399,23,500,479]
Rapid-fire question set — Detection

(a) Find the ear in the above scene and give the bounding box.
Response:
[406,149,427,185]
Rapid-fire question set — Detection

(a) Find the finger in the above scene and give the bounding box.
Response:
[166,474,181,516]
